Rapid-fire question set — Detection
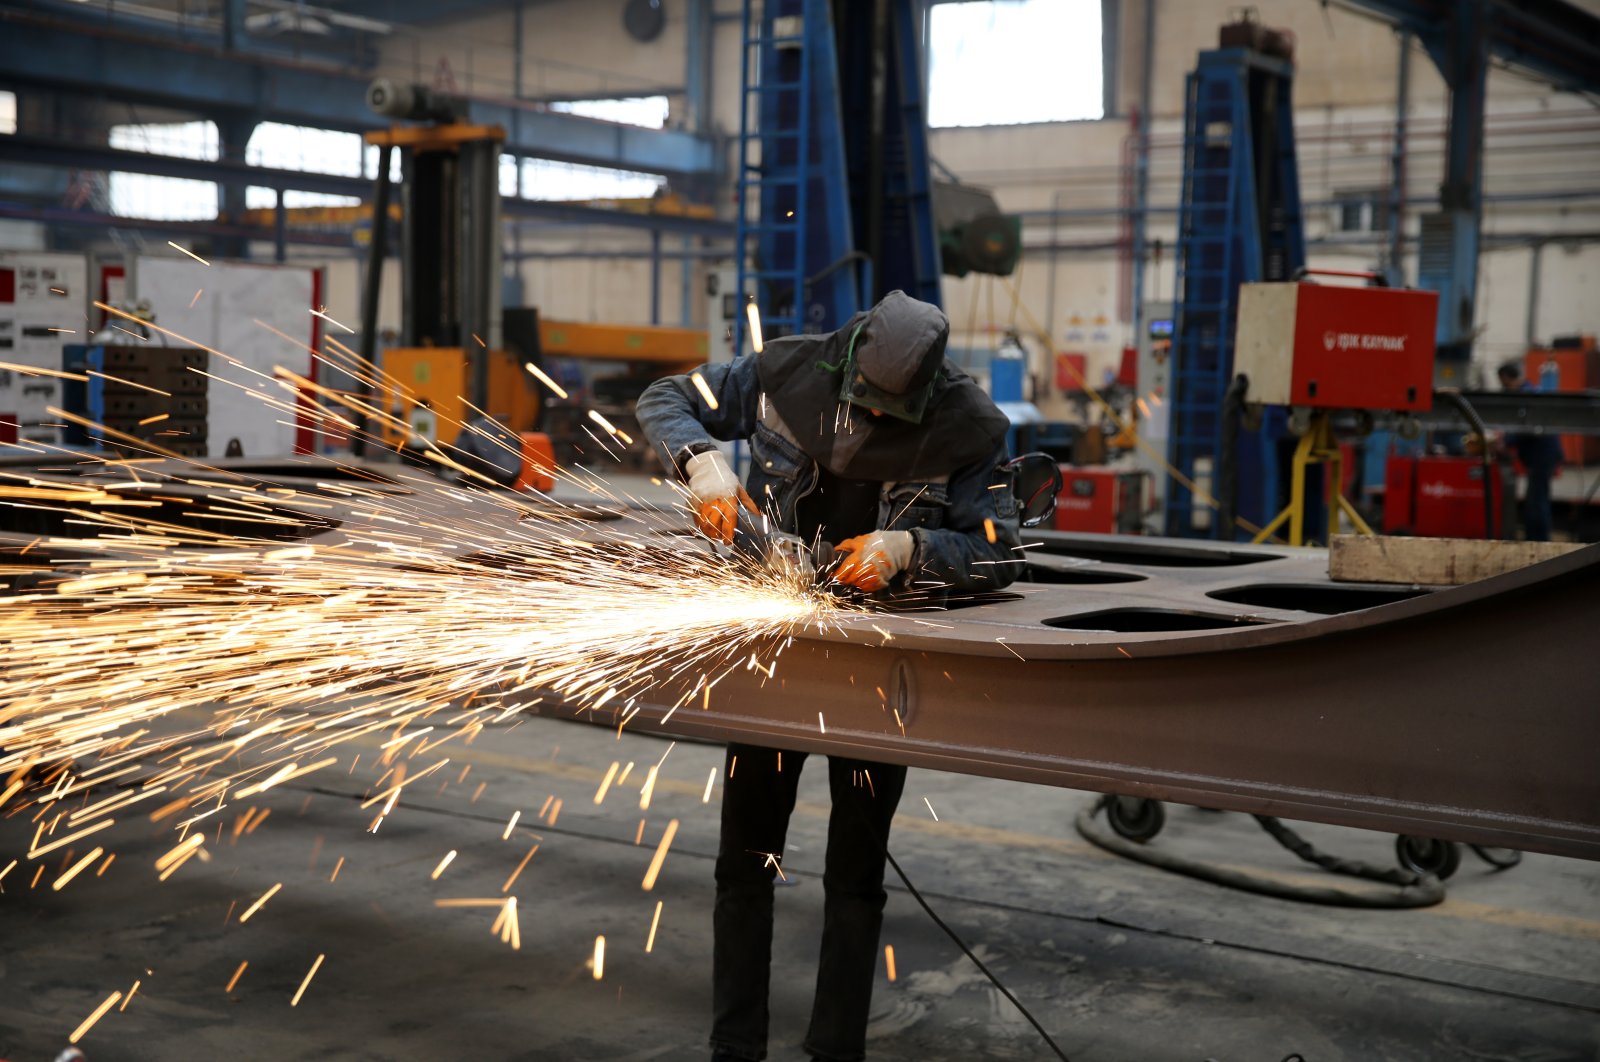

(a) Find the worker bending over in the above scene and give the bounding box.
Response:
[636,290,1022,1062]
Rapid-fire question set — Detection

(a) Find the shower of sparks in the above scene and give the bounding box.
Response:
[310,308,356,334]
[746,302,764,353]
[237,882,282,923]
[166,241,210,266]
[592,935,606,980]
[645,899,663,953]
[594,761,621,805]
[524,362,569,399]
[69,990,123,1043]
[690,372,719,410]
[0,306,853,912]
[290,954,325,1006]
[640,818,678,892]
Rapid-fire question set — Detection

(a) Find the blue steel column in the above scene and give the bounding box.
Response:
[650,229,662,326]
[215,113,258,261]
[1386,30,1411,285]
[274,188,287,262]
[1437,0,1488,366]
[1130,0,1156,334]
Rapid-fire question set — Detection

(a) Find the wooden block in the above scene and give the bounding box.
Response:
[1329,534,1588,586]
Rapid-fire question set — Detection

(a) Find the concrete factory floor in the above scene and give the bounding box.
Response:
[2,710,1597,1062]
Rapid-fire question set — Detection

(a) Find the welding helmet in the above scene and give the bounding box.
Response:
[835,291,950,424]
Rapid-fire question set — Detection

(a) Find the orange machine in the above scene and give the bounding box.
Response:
[1525,336,1599,466]
[378,346,545,447]
[360,80,555,484]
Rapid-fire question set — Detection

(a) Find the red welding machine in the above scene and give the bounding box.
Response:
[1235,282,1439,411]
[1053,466,1148,535]
[1384,455,1505,538]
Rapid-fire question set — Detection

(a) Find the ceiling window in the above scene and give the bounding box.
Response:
[107,121,219,220]
[927,0,1104,128]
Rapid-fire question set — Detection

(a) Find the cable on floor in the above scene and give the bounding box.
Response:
[881,847,1073,1062]
[1076,797,1445,909]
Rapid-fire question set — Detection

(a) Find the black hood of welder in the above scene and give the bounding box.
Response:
[837,290,950,422]
[756,292,1010,481]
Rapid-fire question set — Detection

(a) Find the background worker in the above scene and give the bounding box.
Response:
[635,291,1023,1062]
[1496,361,1564,541]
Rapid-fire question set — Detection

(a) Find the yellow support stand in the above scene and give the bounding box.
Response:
[1252,412,1376,546]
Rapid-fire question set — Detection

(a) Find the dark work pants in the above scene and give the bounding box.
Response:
[1523,468,1554,542]
[710,743,908,1062]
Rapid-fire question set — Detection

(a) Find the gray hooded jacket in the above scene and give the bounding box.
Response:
[635,294,1023,597]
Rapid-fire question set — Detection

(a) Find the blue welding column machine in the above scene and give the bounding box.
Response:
[1167,28,1307,539]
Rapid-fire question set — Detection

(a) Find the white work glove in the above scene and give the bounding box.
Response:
[832,530,914,592]
[684,449,758,544]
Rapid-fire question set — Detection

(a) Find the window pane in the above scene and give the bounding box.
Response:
[0,90,16,136]
[109,120,219,160]
[1338,200,1364,232]
[363,145,404,182]
[520,158,665,201]
[501,153,520,197]
[109,175,219,221]
[107,121,220,219]
[928,0,1104,128]
[244,186,362,210]
[550,96,669,129]
[247,122,364,176]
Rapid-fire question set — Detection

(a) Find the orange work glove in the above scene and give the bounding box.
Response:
[684,449,758,544]
[831,530,914,592]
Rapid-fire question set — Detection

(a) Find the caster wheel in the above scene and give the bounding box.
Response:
[1105,797,1165,843]
[1395,835,1461,879]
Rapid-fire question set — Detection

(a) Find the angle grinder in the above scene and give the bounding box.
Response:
[727,513,845,590]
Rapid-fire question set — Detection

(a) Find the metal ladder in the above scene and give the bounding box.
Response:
[733,0,861,355]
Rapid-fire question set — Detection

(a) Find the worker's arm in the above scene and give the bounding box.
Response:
[903,443,1025,594]
[635,357,762,472]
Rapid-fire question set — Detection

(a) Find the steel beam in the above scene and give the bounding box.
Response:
[0,13,715,176]
[3,135,734,239]
[1408,389,1600,433]
[1333,0,1600,95]
[0,201,352,247]
[604,542,1600,862]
